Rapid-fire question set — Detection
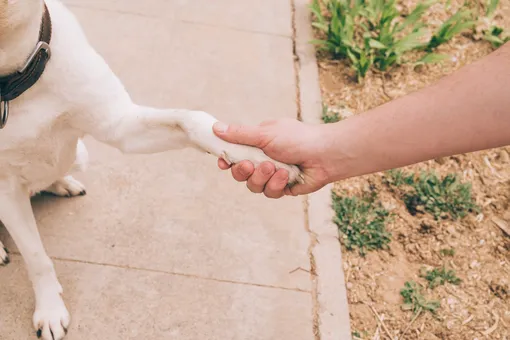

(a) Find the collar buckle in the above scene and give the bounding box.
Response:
[18,41,51,74]
[0,91,9,130]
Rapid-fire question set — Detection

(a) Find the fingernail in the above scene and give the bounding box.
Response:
[239,163,252,176]
[214,122,228,134]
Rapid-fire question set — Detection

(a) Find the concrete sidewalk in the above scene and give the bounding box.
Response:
[0,1,349,339]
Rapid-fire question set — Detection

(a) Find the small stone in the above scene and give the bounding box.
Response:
[435,157,447,165]
[421,332,440,340]
[337,107,354,120]
[470,260,480,269]
[500,150,510,163]
[382,200,396,211]
[447,226,458,236]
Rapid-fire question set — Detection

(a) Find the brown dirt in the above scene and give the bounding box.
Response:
[315,1,510,339]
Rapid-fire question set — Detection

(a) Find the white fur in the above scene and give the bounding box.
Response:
[0,1,302,339]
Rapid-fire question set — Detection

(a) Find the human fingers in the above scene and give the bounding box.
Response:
[230,161,255,182]
[218,158,231,170]
[263,169,289,199]
[246,162,276,194]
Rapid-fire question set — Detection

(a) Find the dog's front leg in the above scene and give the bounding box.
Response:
[0,181,69,340]
[81,103,303,183]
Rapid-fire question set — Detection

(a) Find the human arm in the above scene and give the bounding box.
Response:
[214,42,510,198]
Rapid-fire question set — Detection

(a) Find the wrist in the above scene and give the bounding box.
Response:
[319,115,369,183]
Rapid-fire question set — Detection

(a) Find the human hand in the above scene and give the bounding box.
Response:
[212,119,330,198]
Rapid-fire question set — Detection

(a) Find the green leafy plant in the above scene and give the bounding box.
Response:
[427,8,476,50]
[310,0,357,59]
[321,103,342,123]
[332,193,392,256]
[310,0,446,81]
[486,0,500,17]
[385,169,415,187]
[404,172,478,220]
[439,248,456,257]
[477,0,510,48]
[401,281,441,314]
[414,52,450,66]
[423,267,462,288]
[484,25,510,48]
[352,331,362,339]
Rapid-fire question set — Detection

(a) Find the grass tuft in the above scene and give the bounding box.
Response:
[332,193,392,256]
[423,266,462,288]
[403,172,478,220]
[401,281,441,314]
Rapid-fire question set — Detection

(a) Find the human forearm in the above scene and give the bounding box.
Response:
[324,43,510,182]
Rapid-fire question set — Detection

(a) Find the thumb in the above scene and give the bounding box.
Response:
[213,122,266,148]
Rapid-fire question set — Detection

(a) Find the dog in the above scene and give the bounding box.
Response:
[0,1,302,339]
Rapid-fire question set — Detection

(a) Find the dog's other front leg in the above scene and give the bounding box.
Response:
[0,240,9,265]
[0,181,69,340]
[83,103,303,183]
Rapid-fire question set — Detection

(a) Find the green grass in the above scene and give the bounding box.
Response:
[481,0,510,48]
[384,169,415,187]
[400,281,441,314]
[427,8,476,51]
[423,266,462,288]
[332,193,392,256]
[439,247,456,257]
[403,171,478,220]
[321,104,342,124]
[483,25,510,48]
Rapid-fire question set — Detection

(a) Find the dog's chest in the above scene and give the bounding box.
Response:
[0,105,81,190]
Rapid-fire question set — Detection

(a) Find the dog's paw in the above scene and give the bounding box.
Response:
[33,300,70,340]
[220,146,304,185]
[0,242,9,266]
[44,176,86,197]
[183,112,305,185]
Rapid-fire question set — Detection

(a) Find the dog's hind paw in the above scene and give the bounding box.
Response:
[44,176,86,197]
[0,242,9,266]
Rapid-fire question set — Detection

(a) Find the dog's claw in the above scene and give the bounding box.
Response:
[220,151,233,166]
[36,329,42,338]
[0,247,9,266]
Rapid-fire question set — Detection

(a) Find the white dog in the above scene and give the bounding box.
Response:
[0,1,302,339]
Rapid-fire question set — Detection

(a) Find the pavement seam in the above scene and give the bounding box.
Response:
[292,0,353,339]
[6,252,311,294]
[290,0,321,339]
[290,0,303,121]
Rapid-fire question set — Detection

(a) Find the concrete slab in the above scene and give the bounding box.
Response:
[0,4,310,291]
[0,256,313,340]
[61,0,292,36]
[177,0,292,36]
